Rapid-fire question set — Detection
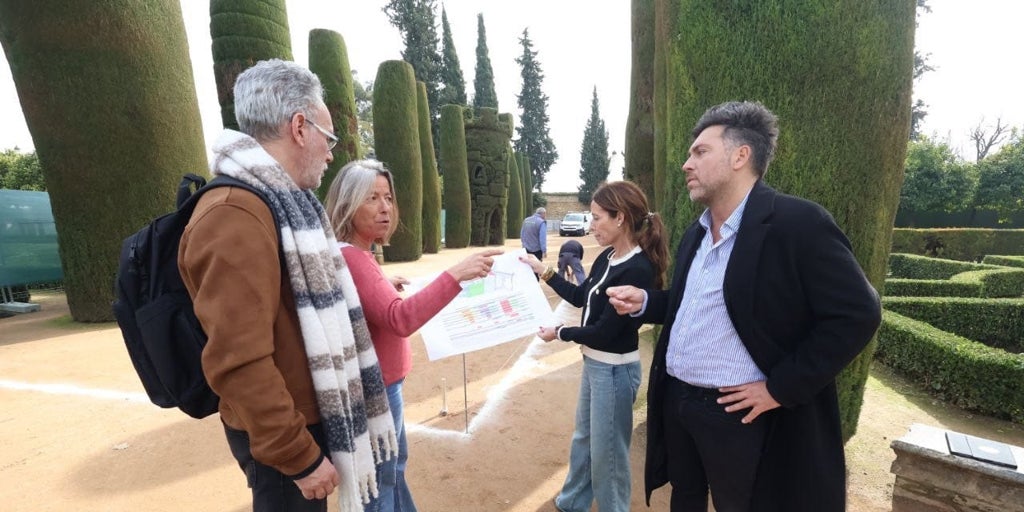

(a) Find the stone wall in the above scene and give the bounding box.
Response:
[890,423,1024,511]
[541,193,588,230]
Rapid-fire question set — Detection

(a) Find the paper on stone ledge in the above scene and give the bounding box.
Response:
[404,249,557,361]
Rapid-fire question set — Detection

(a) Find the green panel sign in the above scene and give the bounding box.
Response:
[0,189,63,286]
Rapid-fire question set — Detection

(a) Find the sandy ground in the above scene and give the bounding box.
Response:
[2,232,1023,511]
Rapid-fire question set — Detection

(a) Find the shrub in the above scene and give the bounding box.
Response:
[439,105,471,248]
[891,228,1024,262]
[882,297,1024,352]
[888,253,986,279]
[876,310,1024,424]
[982,255,1024,269]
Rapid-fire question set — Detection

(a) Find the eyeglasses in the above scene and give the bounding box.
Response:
[306,119,339,151]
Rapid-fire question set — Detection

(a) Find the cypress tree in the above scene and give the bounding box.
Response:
[438,7,467,107]
[309,29,360,200]
[439,105,471,248]
[0,0,208,321]
[658,0,915,439]
[373,60,423,262]
[578,87,610,205]
[417,81,442,253]
[506,143,524,238]
[472,14,498,110]
[625,0,657,206]
[513,28,558,191]
[210,0,293,130]
[383,0,442,155]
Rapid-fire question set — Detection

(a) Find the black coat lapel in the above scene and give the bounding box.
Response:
[724,182,780,370]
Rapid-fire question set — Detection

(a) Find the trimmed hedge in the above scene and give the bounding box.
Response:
[885,253,1024,298]
[374,60,423,262]
[417,82,441,254]
[891,228,1024,262]
[883,297,1024,352]
[506,144,523,239]
[656,1,916,442]
[883,279,980,298]
[210,0,293,131]
[982,255,1024,268]
[439,104,471,248]
[309,29,360,200]
[888,253,987,280]
[876,310,1024,424]
[0,0,208,321]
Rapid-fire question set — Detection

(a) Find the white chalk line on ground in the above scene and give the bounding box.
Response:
[0,378,150,402]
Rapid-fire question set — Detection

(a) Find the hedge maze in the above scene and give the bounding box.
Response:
[878,242,1024,424]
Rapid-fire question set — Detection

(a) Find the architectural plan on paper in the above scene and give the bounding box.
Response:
[404,249,557,361]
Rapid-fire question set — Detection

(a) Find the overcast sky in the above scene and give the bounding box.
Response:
[0,0,1020,191]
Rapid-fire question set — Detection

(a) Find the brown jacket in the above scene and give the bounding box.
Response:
[178,186,321,475]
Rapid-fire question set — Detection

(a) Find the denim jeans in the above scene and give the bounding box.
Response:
[364,379,417,512]
[555,356,642,512]
[224,422,328,512]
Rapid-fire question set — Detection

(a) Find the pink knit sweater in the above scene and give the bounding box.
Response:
[340,245,462,385]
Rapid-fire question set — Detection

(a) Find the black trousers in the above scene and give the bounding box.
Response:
[662,377,772,512]
[527,249,544,280]
[224,422,329,512]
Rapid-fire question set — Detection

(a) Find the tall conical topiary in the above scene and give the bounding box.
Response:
[374,60,423,262]
[210,0,293,130]
[309,28,360,200]
[438,7,467,107]
[518,152,534,209]
[417,81,441,253]
[657,0,915,440]
[625,0,656,206]
[440,105,471,248]
[0,0,208,321]
[506,142,523,238]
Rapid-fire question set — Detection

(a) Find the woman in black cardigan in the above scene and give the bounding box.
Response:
[521,180,667,512]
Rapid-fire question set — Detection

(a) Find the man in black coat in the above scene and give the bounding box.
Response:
[607,101,881,511]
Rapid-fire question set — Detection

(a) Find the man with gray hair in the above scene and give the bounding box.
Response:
[521,207,548,276]
[179,59,396,512]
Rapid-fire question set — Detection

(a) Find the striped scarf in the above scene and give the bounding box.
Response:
[211,130,397,511]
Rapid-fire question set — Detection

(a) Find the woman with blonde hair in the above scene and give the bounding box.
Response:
[324,159,501,512]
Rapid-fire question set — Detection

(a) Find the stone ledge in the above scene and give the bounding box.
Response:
[890,423,1024,512]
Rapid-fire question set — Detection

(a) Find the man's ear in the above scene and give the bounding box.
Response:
[731,144,752,171]
[289,112,306,146]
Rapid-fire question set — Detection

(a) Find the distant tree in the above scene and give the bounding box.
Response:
[975,135,1024,221]
[472,14,498,109]
[352,74,375,156]
[210,0,293,131]
[514,28,557,191]
[0,149,45,191]
[900,136,974,212]
[438,7,467,107]
[383,0,441,152]
[969,117,1010,162]
[910,0,933,140]
[577,88,610,205]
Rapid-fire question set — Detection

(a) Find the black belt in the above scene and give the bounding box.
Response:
[666,376,723,401]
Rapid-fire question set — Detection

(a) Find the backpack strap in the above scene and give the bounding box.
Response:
[181,174,288,275]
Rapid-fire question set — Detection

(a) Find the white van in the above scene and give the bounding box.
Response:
[559,212,591,237]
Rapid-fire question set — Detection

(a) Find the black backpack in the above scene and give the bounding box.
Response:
[112,173,278,418]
